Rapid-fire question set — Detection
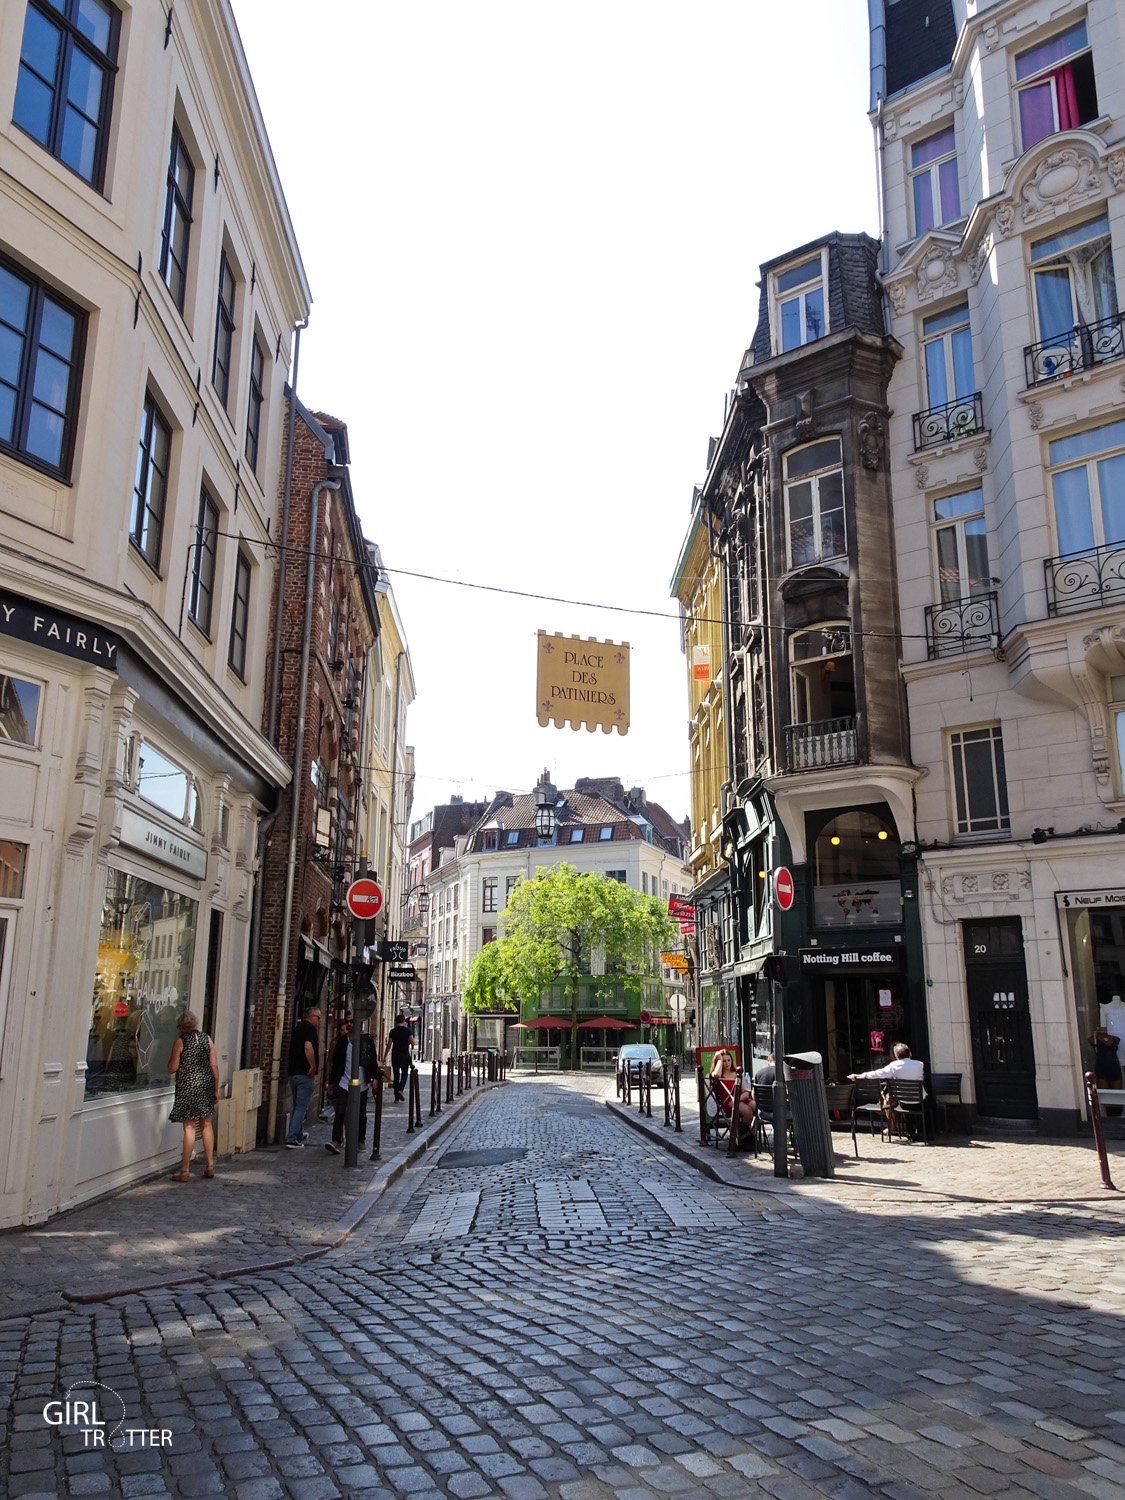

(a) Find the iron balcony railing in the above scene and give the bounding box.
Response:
[1024,311,1125,387]
[1044,542,1125,616]
[912,391,984,451]
[784,716,858,772]
[924,591,999,658]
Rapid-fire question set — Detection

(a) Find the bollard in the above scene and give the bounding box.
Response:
[1085,1072,1118,1191]
[663,1053,671,1127]
[446,1055,454,1103]
[456,1055,464,1096]
[639,1060,649,1116]
[411,1064,422,1129]
[621,1063,631,1105]
[646,1060,653,1118]
[673,1058,682,1133]
[430,1058,440,1116]
[727,1079,742,1158]
[696,1066,707,1145]
[406,1065,419,1132]
[368,1069,384,1161]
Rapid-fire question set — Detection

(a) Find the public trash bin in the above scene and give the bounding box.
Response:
[784,1050,835,1179]
[486,1048,498,1082]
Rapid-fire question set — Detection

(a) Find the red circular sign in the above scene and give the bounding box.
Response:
[113,1000,129,1018]
[773,867,795,912]
[346,878,383,920]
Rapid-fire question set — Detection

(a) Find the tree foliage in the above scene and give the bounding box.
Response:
[461,863,676,1023]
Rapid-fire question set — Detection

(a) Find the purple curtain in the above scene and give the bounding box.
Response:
[1019,81,1055,149]
[1055,65,1080,129]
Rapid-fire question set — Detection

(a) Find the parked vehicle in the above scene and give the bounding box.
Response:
[616,1043,663,1086]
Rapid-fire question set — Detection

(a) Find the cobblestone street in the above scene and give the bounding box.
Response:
[4,1075,1125,1499]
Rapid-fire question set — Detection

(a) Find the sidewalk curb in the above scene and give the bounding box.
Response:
[56,1083,499,1308]
[605,1096,1125,1208]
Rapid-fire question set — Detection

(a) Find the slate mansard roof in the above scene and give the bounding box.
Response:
[884,0,957,98]
[745,232,884,370]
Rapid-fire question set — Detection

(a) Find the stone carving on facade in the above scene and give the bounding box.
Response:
[915,463,930,490]
[1019,147,1101,225]
[887,280,908,317]
[961,873,979,894]
[858,411,885,470]
[973,444,989,472]
[995,203,1015,238]
[882,114,898,143]
[1027,401,1044,430]
[969,233,994,284]
[943,869,1032,905]
[794,388,816,440]
[1109,151,1125,192]
[982,21,999,50]
[992,872,1009,891]
[915,244,958,302]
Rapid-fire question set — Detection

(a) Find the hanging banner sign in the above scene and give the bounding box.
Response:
[536,631,630,735]
[691,645,711,682]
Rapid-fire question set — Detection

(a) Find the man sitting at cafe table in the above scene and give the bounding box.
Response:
[847,1042,924,1084]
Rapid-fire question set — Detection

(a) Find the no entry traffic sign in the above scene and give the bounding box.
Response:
[773,866,795,912]
[346,877,383,920]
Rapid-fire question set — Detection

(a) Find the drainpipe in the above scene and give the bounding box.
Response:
[268,319,307,747]
[265,476,342,1142]
[379,651,406,1045]
[868,0,892,290]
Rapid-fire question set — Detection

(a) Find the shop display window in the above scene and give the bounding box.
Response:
[85,868,198,1097]
[1065,903,1125,1086]
[0,673,41,745]
[812,809,902,928]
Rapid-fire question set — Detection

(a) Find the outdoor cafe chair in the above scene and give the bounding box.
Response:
[852,1079,892,1140]
[929,1072,963,1134]
[889,1078,928,1143]
[824,1081,858,1157]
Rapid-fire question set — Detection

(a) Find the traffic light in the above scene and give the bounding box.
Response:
[764,954,789,984]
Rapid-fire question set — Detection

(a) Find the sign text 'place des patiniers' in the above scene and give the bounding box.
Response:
[536,631,630,736]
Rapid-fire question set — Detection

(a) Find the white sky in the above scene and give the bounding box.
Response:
[230,0,878,826]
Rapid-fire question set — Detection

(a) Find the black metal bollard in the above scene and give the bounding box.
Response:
[622,1064,631,1105]
[645,1060,653,1118]
[663,1054,671,1127]
[697,1066,707,1145]
[673,1058,682,1133]
[456,1055,463,1096]
[1085,1072,1118,1191]
[406,1065,420,1132]
[445,1055,454,1102]
[727,1079,742,1158]
[368,1070,384,1161]
[431,1058,440,1116]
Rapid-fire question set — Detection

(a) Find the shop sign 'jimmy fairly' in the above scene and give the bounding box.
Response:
[119,807,207,879]
[0,587,120,669]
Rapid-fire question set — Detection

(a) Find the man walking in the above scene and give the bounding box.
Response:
[383,1012,413,1103]
[324,1020,377,1154]
[285,1005,321,1148]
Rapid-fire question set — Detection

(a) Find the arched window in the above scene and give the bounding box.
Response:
[812,810,902,929]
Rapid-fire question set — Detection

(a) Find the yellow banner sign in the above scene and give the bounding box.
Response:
[536,631,630,735]
[661,952,689,971]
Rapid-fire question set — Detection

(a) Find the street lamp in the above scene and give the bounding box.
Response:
[534,783,557,841]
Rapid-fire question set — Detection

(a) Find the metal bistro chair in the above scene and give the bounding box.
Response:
[701,1076,734,1150]
[889,1079,928,1144]
[824,1081,858,1158]
[929,1072,963,1135]
[852,1079,892,1140]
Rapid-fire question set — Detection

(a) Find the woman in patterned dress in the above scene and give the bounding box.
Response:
[167,1011,220,1180]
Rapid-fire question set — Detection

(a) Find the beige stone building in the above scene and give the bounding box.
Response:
[0,0,308,1221]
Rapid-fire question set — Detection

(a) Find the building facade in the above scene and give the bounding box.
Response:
[427,774,692,1063]
[871,0,1125,1127]
[0,0,309,1223]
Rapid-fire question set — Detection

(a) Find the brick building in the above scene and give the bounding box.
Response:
[250,400,381,1142]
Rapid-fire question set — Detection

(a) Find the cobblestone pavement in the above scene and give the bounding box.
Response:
[4,1074,1125,1499]
[0,1080,484,1320]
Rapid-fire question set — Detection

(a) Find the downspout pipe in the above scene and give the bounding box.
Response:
[268,319,307,747]
[868,0,892,283]
[380,651,405,1045]
[265,476,342,1143]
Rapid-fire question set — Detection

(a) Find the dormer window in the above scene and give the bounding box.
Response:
[771,252,827,353]
[1016,21,1097,151]
[910,126,960,233]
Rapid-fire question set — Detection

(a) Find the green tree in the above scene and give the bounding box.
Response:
[461,863,676,1062]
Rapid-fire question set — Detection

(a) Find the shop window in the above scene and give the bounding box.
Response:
[771,251,827,353]
[136,740,202,830]
[0,840,27,898]
[14,0,119,189]
[910,125,960,233]
[0,673,41,745]
[86,868,199,1098]
[812,810,902,929]
[784,439,845,568]
[950,724,1010,836]
[0,255,84,477]
[1015,21,1098,151]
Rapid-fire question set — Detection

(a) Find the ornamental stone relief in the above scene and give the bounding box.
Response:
[883,115,898,142]
[858,411,885,470]
[1027,401,1044,431]
[1019,148,1102,225]
[969,233,994,283]
[973,444,989,472]
[915,245,958,302]
[941,869,1032,905]
[887,281,908,317]
[1108,151,1125,192]
[995,203,1015,238]
[915,464,930,490]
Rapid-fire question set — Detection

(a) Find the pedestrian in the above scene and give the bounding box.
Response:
[167,1011,220,1181]
[847,1042,924,1084]
[754,1052,776,1088]
[325,1021,378,1153]
[285,1005,321,1148]
[383,1012,413,1103]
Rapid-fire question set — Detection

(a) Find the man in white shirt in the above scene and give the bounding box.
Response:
[847,1043,924,1083]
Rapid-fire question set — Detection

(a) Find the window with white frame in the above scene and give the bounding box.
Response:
[934,487,991,602]
[790,625,854,727]
[1048,419,1125,556]
[921,303,975,412]
[569,827,584,843]
[771,253,826,353]
[1015,21,1098,152]
[950,725,1010,836]
[784,438,844,568]
[910,125,960,233]
[1111,675,1125,797]
[1031,214,1116,346]
[0,673,41,745]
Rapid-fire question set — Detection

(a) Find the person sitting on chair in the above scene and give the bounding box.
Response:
[754,1053,776,1088]
[847,1042,924,1084]
[710,1049,756,1142]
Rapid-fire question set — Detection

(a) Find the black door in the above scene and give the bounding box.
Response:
[963,919,1038,1120]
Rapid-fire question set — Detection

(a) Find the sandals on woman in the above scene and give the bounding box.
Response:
[171,1171,191,1182]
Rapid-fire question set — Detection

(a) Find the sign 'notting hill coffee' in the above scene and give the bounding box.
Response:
[536,631,630,736]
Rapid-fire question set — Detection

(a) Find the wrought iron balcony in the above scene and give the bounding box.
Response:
[1044,542,1125,616]
[784,716,858,773]
[912,391,984,451]
[924,591,999,658]
[1024,311,1125,387]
